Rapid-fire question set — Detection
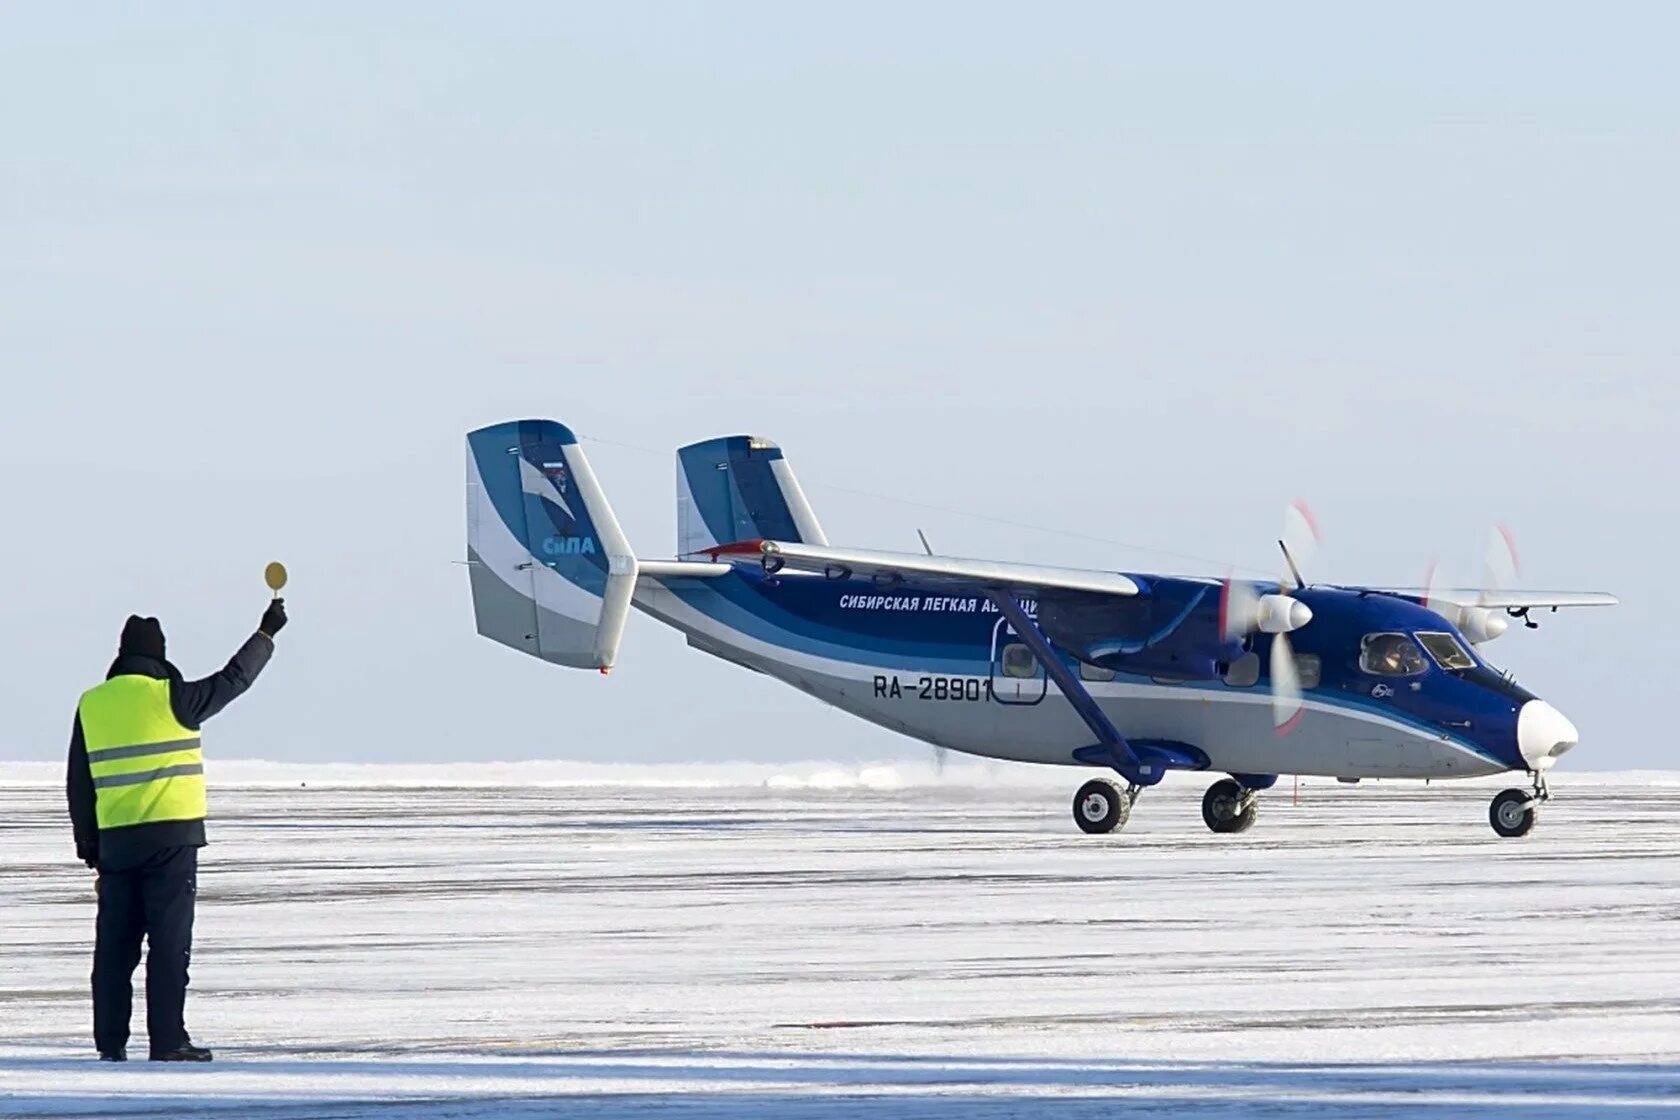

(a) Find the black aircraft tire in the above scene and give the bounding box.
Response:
[1489,788,1537,838]
[1074,779,1127,835]
[1202,779,1258,834]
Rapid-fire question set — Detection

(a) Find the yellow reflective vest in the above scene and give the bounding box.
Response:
[77,676,206,831]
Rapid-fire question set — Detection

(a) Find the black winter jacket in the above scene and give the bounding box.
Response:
[67,633,273,871]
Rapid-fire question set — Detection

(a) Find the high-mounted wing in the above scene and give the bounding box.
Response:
[1368,585,1617,643]
[1376,588,1619,610]
[710,539,1142,598]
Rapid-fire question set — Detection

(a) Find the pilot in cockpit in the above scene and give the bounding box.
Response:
[1363,634,1426,676]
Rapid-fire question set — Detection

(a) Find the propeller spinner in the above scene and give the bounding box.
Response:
[1221,501,1320,736]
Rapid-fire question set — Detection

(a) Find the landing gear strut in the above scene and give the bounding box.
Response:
[1489,772,1550,838]
[1202,778,1259,834]
[1073,778,1140,834]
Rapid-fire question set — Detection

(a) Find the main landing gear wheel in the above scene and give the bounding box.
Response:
[1489,788,1537,838]
[1202,778,1258,834]
[1074,779,1131,835]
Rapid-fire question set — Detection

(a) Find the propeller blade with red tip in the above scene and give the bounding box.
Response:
[1220,575,1260,644]
[1481,522,1521,605]
[1280,500,1321,589]
[1421,556,1439,611]
[1270,632,1303,735]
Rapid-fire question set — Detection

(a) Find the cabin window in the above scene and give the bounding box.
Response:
[1416,631,1475,670]
[1000,643,1038,678]
[1294,654,1322,689]
[1079,661,1116,682]
[1360,633,1427,676]
[1224,651,1260,687]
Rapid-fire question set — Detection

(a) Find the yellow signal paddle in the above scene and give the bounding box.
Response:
[264,562,288,599]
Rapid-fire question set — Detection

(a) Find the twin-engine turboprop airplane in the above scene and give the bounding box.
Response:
[464,418,1617,839]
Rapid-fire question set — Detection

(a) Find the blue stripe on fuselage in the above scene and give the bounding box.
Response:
[666,569,993,674]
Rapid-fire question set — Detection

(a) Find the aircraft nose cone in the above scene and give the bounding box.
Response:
[1517,700,1579,767]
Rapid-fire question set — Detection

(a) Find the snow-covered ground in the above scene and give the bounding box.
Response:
[2,762,1677,1117]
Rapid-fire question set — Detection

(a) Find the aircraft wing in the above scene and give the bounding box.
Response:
[711,540,1142,598]
[1375,588,1619,610]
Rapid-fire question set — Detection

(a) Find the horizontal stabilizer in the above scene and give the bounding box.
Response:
[713,539,1143,598]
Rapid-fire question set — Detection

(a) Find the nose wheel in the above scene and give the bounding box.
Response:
[1073,778,1138,834]
[1489,773,1549,838]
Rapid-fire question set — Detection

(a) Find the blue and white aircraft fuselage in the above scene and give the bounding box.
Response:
[465,418,1615,839]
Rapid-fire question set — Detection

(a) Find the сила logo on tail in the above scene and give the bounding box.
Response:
[542,536,597,556]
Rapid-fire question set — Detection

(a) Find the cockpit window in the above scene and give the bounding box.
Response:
[1416,631,1475,670]
[1360,633,1427,676]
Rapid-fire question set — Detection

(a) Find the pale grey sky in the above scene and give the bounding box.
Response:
[2,4,1673,766]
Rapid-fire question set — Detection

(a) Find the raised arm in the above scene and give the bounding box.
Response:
[169,600,286,730]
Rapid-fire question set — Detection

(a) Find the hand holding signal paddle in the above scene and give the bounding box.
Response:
[261,562,290,637]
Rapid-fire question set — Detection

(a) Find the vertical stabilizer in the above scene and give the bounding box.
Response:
[466,420,636,669]
[676,436,827,557]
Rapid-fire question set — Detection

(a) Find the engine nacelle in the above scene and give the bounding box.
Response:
[1428,601,1508,644]
[1455,606,1509,645]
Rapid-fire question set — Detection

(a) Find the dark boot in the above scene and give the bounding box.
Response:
[98,1047,127,1062]
[150,1041,212,1062]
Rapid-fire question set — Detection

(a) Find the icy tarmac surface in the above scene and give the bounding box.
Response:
[2,763,1678,1117]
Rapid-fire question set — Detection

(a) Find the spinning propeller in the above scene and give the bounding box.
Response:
[1220,500,1320,736]
[1422,524,1519,644]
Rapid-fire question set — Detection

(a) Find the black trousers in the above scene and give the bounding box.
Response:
[92,844,197,1054]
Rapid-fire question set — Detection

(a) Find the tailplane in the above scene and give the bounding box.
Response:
[676,436,826,557]
[465,420,636,669]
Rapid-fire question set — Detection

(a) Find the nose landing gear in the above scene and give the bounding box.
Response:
[1073,778,1140,834]
[1489,772,1550,838]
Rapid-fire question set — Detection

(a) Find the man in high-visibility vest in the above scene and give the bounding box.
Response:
[67,601,287,1062]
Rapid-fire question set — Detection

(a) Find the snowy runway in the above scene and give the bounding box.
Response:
[2,763,1677,1116]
